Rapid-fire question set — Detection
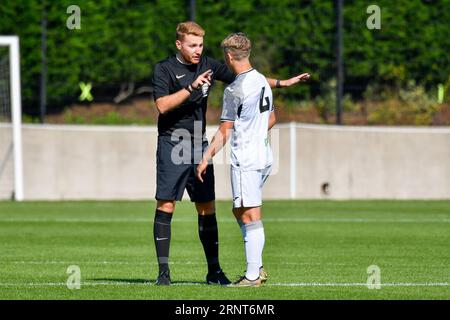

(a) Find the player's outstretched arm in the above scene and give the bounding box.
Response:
[266,73,310,89]
[155,70,212,114]
[196,121,234,182]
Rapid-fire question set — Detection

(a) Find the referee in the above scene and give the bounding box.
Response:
[151,21,310,285]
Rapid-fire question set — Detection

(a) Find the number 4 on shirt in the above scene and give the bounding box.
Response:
[259,87,270,113]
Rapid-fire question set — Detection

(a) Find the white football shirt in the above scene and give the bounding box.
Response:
[221,68,274,171]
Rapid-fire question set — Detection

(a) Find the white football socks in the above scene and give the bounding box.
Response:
[240,220,265,281]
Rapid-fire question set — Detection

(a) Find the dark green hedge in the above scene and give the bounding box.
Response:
[0,0,449,115]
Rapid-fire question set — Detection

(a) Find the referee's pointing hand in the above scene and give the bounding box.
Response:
[192,69,213,89]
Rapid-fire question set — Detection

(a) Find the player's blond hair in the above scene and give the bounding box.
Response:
[176,21,205,40]
[221,32,251,61]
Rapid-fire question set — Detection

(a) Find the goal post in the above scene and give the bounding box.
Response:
[0,36,24,201]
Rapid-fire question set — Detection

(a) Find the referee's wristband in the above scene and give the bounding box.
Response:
[185,84,193,93]
[276,79,282,88]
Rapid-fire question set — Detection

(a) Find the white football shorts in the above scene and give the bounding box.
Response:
[231,165,272,208]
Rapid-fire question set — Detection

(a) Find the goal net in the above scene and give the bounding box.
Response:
[0,36,23,201]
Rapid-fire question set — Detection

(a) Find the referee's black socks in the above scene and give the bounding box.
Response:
[154,209,172,273]
[198,213,221,274]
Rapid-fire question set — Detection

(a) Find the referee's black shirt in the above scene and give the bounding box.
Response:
[152,55,235,137]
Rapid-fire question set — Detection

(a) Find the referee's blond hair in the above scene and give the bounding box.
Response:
[221,33,251,61]
[176,21,205,40]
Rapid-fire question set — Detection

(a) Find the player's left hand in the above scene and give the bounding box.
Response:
[196,160,208,183]
[283,73,310,87]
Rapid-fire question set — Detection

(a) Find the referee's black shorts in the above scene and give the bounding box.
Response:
[155,135,215,202]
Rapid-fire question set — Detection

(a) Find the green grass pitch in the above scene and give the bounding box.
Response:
[0,200,449,300]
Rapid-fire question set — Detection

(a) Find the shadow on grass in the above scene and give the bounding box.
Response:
[89,278,205,285]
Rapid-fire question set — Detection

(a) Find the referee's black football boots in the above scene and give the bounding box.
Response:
[206,269,231,285]
[156,270,171,286]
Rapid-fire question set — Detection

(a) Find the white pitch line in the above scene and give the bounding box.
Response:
[0,282,447,287]
[0,282,203,287]
[265,282,450,287]
[0,217,449,223]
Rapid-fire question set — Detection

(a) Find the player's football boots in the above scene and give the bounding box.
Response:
[259,266,268,283]
[155,269,171,286]
[206,269,232,285]
[231,275,262,287]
